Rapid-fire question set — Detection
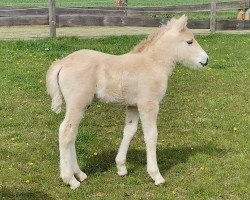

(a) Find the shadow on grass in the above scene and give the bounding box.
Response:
[0,188,54,200]
[83,142,226,175]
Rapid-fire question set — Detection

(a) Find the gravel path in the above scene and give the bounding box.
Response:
[0,25,249,40]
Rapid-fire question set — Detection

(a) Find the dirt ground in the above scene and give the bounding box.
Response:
[0,25,249,40]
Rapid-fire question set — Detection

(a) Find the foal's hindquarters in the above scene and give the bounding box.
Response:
[57,58,97,189]
[53,50,166,189]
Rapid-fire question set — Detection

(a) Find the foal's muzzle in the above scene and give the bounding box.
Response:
[200,58,209,67]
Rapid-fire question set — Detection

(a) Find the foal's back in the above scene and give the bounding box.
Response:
[58,49,166,106]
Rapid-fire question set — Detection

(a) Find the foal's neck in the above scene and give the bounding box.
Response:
[144,41,176,70]
[131,30,177,71]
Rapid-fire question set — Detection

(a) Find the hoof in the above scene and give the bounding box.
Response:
[155,177,165,186]
[61,175,81,190]
[117,167,128,176]
[69,178,81,190]
[75,171,87,182]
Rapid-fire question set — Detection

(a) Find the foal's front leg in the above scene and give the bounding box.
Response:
[138,101,165,185]
[116,106,139,176]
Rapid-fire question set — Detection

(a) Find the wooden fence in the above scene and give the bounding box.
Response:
[0,0,249,37]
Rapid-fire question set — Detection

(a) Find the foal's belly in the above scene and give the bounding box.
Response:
[95,81,137,105]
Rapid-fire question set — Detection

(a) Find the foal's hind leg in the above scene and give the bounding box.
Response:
[71,141,87,182]
[116,106,139,176]
[59,97,92,189]
[59,106,85,189]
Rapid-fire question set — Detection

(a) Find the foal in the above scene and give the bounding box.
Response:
[46,16,209,189]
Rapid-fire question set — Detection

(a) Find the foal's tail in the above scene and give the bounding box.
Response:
[46,61,63,114]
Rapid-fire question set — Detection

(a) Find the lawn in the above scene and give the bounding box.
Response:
[0,34,249,199]
[0,0,238,20]
[0,0,234,7]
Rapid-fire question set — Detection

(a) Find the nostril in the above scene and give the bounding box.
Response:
[205,58,209,65]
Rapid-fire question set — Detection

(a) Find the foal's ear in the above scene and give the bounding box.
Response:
[175,15,188,32]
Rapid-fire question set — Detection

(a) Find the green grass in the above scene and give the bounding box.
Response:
[139,10,237,20]
[0,0,237,20]
[0,34,249,199]
[0,0,234,7]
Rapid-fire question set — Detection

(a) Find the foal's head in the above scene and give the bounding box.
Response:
[164,15,209,68]
[134,16,209,69]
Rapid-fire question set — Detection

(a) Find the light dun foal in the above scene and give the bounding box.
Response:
[46,16,209,189]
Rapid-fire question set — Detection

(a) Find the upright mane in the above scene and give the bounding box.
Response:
[131,17,186,53]
[131,24,168,53]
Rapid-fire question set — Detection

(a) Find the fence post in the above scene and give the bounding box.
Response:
[49,0,56,37]
[122,0,128,16]
[122,0,128,7]
[245,0,250,8]
[210,0,216,33]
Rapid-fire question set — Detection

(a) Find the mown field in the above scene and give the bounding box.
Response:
[0,0,237,20]
[0,0,234,7]
[0,34,249,199]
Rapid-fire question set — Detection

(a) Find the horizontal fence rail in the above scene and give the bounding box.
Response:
[0,15,48,26]
[1,14,250,30]
[0,0,249,36]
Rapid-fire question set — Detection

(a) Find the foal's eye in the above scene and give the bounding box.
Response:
[186,40,193,45]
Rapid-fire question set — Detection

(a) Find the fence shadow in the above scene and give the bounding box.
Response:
[83,142,226,175]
